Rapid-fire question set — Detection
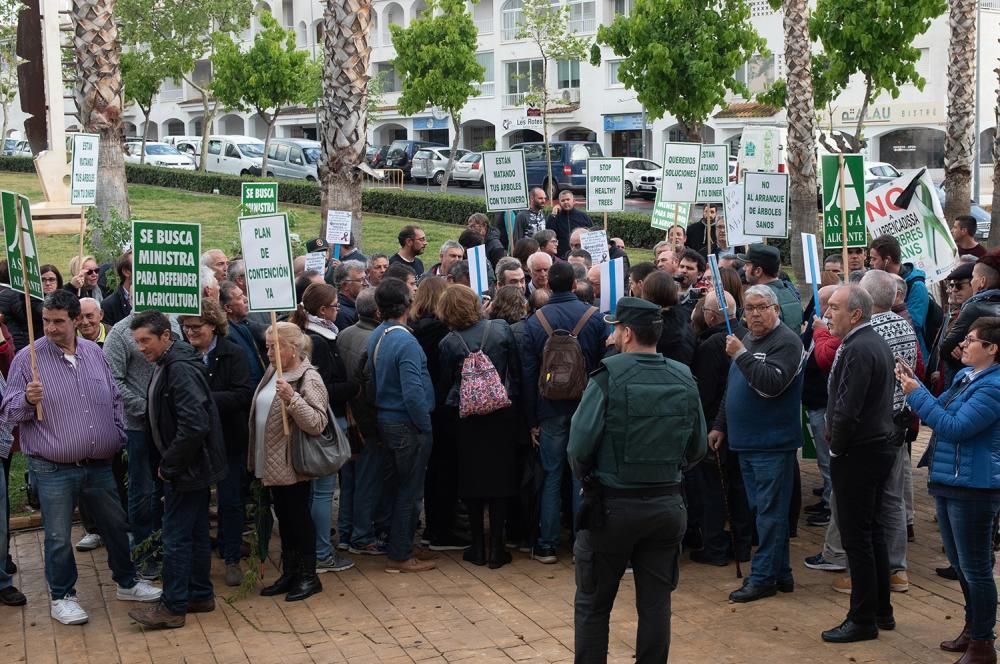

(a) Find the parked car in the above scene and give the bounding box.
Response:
[261,138,320,180]
[203,135,265,176]
[368,145,390,169]
[10,140,32,158]
[622,158,660,198]
[511,141,603,195]
[865,161,903,189]
[729,155,738,183]
[385,139,446,179]
[2,138,20,156]
[124,141,196,169]
[165,137,204,168]
[409,147,470,185]
[452,152,484,187]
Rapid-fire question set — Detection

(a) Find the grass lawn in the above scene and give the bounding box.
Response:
[0,172,653,273]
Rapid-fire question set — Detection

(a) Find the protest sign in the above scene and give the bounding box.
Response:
[707,254,732,335]
[821,154,866,249]
[696,144,728,203]
[305,251,326,274]
[241,182,278,215]
[482,150,529,212]
[660,142,701,203]
[239,213,296,312]
[600,257,624,314]
[743,171,789,238]
[468,244,489,296]
[864,170,958,282]
[650,186,691,231]
[132,221,202,314]
[586,158,624,213]
[1,192,43,300]
[800,232,822,310]
[581,229,610,264]
[723,183,753,247]
[325,210,352,246]
[70,133,99,206]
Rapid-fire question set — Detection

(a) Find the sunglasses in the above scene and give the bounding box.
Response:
[84,268,99,275]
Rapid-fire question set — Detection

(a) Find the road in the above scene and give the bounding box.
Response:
[402,179,657,212]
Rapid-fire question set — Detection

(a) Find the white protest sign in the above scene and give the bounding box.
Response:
[723,184,756,247]
[696,144,728,203]
[600,257,624,314]
[743,171,789,238]
[305,251,326,274]
[325,210,352,245]
[661,142,701,203]
[581,230,610,264]
[239,213,296,312]
[70,133,99,206]
[707,254,733,335]
[801,232,822,285]
[585,158,624,212]
[482,150,529,212]
[468,244,489,296]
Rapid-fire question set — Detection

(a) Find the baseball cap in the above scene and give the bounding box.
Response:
[603,297,661,326]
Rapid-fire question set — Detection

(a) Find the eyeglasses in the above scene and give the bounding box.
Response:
[84,269,99,275]
[961,335,994,347]
[327,301,339,309]
[948,281,972,290]
[182,322,210,332]
[744,304,775,314]
[41,276,58,283]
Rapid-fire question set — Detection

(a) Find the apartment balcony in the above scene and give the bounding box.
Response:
[568,17,596,34]
[474,18,494,34]
[474,81,496,97]
[503,91,528,107]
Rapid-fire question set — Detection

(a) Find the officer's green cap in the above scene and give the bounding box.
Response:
[603,297,661,326]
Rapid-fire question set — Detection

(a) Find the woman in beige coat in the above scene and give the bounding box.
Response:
[248,322,329,602]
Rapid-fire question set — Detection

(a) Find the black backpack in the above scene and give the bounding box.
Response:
[906,274,944,352]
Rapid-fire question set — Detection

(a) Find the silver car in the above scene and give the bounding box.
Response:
[452,152,484,187]
[409,147,469,185]
[264,138,320,180]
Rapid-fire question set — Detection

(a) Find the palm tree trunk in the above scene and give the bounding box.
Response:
[943,0,976,221]
[990,56,1000,246]
[784,0,818,301]
[73,0,131,225]
[318,0,371,244]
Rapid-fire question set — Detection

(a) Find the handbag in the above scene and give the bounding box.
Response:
[289,370,352,477]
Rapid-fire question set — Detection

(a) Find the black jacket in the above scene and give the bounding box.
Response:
[436,318,521,407]
[100,286,131,327]
[940,289,1000,375]
[147,340,227,491]
[691,319,747,424]
[206,336,254,454]
[334,293,359,331]
[685,218,718,258]
[657,306,695,366]
[546,208,593,259]
[305,323,357,418]
[0,287,40,350]
[484,226,506,268]
[411,314,449,384]
[825,324,896,455]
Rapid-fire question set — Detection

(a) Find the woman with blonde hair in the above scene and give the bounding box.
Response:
[65,254,104,303]
[248,322,329,601]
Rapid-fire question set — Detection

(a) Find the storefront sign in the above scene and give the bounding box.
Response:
[831,102,945,127]
[602,114,651,131]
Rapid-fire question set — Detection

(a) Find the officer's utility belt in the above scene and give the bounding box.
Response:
[602,484,681,498]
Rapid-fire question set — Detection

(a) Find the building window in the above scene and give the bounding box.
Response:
[501,0,522,40]
[735,53,775,96]
[504,58,543,106]
[160,77,182,102]
[557,59,580,89]
[612,0,631,16]
[377,63,400,93]
[608,60,624,87]
[567,0,595,33]
[475,51,495,97]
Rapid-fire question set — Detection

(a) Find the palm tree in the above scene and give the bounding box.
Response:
[990,50,1000,246]
[942,0,976,221]
[73,0,131,223]
[783,0,817,301]
[318,0,371,245]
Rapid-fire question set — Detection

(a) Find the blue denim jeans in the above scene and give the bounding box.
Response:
[215,446,246,565]
[936,494,1000,640]
[126,430,161,562]
[312,416,347,560]
[161,485,213,615]
[738,451,795,586]
[29,456,137,600]
[378,421,432,562]
[0,462,10,592]
[806,408,832,505]
[345,441,388,547]
[538,415,580,550]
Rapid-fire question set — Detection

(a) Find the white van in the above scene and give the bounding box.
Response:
[736,125,787,178]
[203,135,265,176]
[262,138,320,180]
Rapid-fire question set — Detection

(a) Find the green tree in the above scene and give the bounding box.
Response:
[121,51,166,165]
[517,0,591,199]
[595,0,765,143]
[211,12,320,175]
[390,0,484,191]
[117,0,253,171]
[810,0,946,144]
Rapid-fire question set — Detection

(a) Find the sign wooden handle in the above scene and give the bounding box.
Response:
[838,154,849,272]
[271,312,289,436]
[14,198,42,421]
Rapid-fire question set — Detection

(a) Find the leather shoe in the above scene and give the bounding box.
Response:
[186,597,216,613]
[729,581,777,603]
[941,624,971,652]
[937,565,960,581]
[877,614,895,631]
[285,575,322,602]
[0,586,26,606]
[821,619,879,643]
[958,638,997,663]
[690,550,728,567]
[778,578,794,593]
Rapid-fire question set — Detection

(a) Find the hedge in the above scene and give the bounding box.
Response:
[0,156,793,255]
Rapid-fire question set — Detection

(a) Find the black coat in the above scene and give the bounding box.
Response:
[657,306,696,366]
[100,286,131,327]
[826,324,896,455]
[147,341,227,491]
[436,318,521,407]
[305,323,356,418]
[940,290,1000,375]
[334,294,359,331]
[206,336,254,454]
[546,208,593,259]
[691,319,747,425]
[0,286,41,350]
[411,314,449,385]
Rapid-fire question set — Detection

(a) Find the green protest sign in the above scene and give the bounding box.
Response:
[1,192,43,300]
[241,182,278,215]
[132,221,202,314]
[650,186,691,231]
[821,154,866,248]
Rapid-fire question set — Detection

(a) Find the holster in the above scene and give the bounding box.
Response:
[575,478,606,533]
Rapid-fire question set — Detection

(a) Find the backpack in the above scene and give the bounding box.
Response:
[906,275,944,352]
[454,322,511,418]
[535,306,597,401]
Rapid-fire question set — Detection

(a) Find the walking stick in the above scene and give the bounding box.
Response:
[714,449,743,579]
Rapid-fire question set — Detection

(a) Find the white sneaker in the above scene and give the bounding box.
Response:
[116,580,162,603]
[51,595,89,625]
[75,533,102,551]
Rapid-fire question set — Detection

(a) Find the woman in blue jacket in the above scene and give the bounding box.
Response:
[898,316,1000,664]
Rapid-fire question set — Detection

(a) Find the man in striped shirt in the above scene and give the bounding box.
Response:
[0,290,162,625]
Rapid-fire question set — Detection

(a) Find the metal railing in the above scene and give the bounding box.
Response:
[568,17,596,33]
[474,81,496,97]
[363,168,404,190]
[503,91,528,107]
[474,18,494,34]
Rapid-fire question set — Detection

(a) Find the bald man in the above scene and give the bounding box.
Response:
[76,297,110,346]
[586,264,601,303]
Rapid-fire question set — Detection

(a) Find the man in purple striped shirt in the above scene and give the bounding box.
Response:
[0,290,162,625]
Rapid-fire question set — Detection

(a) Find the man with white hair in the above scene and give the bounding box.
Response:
[526,252,553,294]
[424,240,465,279]
[709,284,804,603]
[200,267,220,301]
[201,250,228,283]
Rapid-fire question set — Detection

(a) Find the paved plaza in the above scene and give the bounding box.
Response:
[0,439,982,664]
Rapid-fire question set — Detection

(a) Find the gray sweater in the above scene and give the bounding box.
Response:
[103,313,180,431]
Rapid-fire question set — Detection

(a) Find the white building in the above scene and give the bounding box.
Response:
[11,0,1000,194]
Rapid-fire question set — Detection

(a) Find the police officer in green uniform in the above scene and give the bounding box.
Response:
[568,297,707,664]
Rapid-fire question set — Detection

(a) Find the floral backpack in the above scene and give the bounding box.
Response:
[455,322,511,418]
